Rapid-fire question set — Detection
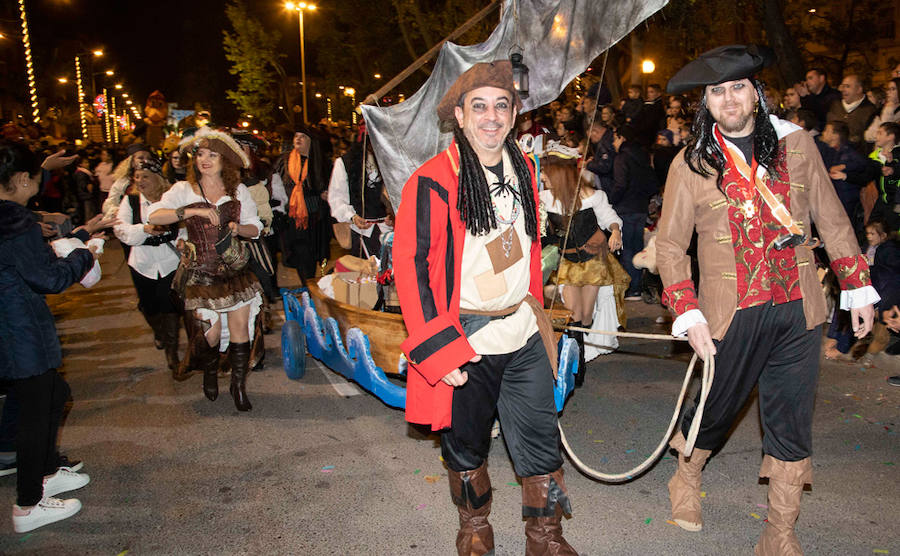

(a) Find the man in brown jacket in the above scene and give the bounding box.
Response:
[658,45,878,555]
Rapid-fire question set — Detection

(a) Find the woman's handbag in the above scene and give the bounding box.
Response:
[215,228,250,271]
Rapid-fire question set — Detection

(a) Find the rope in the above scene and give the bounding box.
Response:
[559,350,714,483]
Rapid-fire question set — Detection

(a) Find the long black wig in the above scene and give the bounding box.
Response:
[684,79,783,189]
[453,125,538,240]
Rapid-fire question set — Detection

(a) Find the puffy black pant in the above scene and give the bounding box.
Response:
[12,369,70,506]
[681,300,821,462]
[441,334,563,477]
[130,268,177,315]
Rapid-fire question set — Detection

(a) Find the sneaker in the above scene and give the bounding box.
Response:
[0,460,15,477]
[624,295,642,301]
[12,497,82,533]
[42,469,90,498]
[888,376,900,387]
[57,454,83,473]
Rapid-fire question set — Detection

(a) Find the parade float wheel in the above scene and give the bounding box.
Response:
[282,320,307,380]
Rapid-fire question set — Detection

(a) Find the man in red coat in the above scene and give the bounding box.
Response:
[394,61,577,556]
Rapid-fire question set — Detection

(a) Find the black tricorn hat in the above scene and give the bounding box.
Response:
[666,44,775,95]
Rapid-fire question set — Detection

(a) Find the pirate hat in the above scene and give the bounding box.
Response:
[436,60,523,122]
[666,44,775,94]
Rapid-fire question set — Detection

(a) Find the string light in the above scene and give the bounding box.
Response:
[111,96,119,142]
[102,88,110,142]
[75,56,88,140]
[18,0,39,122]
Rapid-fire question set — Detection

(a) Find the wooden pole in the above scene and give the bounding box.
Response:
[363,0,501,105]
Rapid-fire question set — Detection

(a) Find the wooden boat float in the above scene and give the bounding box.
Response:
[281,285,580,412]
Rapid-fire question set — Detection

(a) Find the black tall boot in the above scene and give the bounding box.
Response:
[144,312,164,350]
[570,322,586,388]
[229,342,252,411]
[199,341,221,401]
[161,312,181,373]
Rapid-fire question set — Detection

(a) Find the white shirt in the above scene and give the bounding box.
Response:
[114,193,182,279]
[540,188,622,229]
[459,150,538,355]
[327,157,393,239]
[148,180,263,239]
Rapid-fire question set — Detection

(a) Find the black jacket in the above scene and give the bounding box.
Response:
[0,200,93,379]
[610,141,659,215]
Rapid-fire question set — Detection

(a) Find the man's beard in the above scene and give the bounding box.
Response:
[718,111,755,134]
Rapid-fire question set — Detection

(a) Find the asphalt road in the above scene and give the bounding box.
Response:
[0,242,897,555]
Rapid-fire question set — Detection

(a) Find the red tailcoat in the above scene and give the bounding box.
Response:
[393,140,543,431]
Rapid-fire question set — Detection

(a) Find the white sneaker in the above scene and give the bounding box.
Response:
[43,469,90,498]
[12,497,82,533]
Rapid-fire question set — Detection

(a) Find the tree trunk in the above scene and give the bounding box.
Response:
[760,0,806,87]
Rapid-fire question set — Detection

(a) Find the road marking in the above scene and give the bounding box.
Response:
[311,359,362,397]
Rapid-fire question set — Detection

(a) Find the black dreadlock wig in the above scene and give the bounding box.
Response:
[684,79,782,189]
[453,126,538,240]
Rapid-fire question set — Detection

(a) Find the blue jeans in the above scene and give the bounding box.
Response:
[620,213,646,296]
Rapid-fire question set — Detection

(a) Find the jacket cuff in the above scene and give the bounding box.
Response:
[839,285,881,310]
[401,314,475,386]
[662,279,700,317]
[671,309,707,337]
[831,255,871,290]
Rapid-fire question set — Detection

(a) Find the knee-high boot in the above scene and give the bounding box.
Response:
[668,431,712,532]
[448,462,494,556]
[143,312,164,350]
[754,455,812,556]
[522,467,577,556]
[161,312,181,373]
[570,322,586,388]
[229,342,252,411]
[199,340,221,401]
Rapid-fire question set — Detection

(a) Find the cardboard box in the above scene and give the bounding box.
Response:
[332,272,378,310]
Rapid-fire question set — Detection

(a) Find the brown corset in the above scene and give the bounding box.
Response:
[184,200,241,274]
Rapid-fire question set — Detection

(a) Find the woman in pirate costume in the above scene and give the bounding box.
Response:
[148,129,264,412]
[540,149,627,386]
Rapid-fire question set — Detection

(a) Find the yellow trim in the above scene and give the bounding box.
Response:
[721,272,737,280]
[790,182,806,190]
[716,235,732,244]
[709,199,727,209]
[445,147,459,177]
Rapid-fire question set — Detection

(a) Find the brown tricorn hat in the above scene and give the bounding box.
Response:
[436,60,523,122]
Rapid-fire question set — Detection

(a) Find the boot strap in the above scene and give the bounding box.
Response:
[522,476,572,517]
[452,472,492,510]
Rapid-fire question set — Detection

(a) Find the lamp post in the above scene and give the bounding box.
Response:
[286,2,316,125]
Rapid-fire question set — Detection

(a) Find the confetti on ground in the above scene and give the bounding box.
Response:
[750,513,761,519]
[666,520,678,526]
[594,439,604,443]
[424,475,441,483]
[415,504,427,510]
[413,469,421,475]
[756,504,768,509]
[19,533,33,543]
[644,518,652,524]
[700,491,706,498]
[626,449,635,454]
[321,465,335,473]
[853,414,863,419]
[855,444,861,451]
[873,550,889,554]
[506,482,519,486]
[662,456,672,460]
[883,462,895,466]
[439,456,444,462]
[587,429,593,434]
[117,552,129,556]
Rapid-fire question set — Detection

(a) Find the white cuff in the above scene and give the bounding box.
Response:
[671,309,707,337]
[839,285,881,310]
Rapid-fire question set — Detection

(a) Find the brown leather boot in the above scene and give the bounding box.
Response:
[200,341,221,401]
[668,431,712,532]
[161,313,181,373]
[754,455,812,556]
[229,342,252,411]
[448,462,494,556]
[522,467,577,556]
[143,312,165,350]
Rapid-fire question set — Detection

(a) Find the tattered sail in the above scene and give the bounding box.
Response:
[361,0,669,210]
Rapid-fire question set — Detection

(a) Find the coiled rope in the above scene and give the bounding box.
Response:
[555,324,715,482]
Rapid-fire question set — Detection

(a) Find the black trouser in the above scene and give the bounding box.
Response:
[12,369,70,506]
[350,229,383,260]
[681,300,821,462]
[130,268,178,315]
[441,334,563,477]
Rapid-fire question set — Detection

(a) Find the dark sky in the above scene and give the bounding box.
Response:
[20,0,309,123]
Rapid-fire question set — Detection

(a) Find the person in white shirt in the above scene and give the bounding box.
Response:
[149,129,264,412]
[113,159,182,373]
[101,144,154,219]
[540,154,626,386]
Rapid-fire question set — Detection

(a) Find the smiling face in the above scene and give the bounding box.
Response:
[195,147,223,178]
[704,79,759,137]
[454,86,516,165]
[134,169,163,202]
[839,75,864,103]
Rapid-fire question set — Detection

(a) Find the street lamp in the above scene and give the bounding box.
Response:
[641,59,655,74]
[285,1,316,125]
[57,77,68,84]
